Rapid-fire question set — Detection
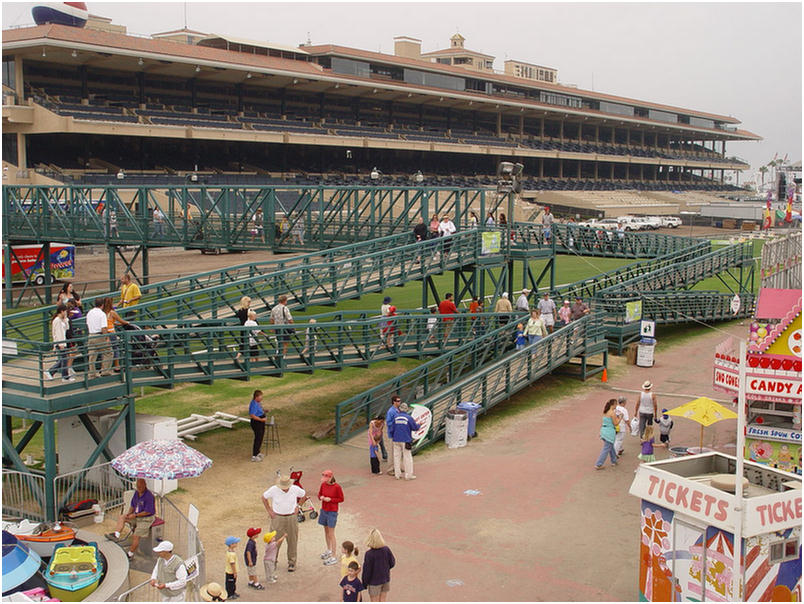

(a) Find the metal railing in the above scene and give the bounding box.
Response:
[115,496,205,602]
[2,311,522,403]
[335,312,606,446]
[2,469,47,521]
[53,461,135,520]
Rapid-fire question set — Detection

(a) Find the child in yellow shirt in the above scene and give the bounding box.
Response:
[225,536,240,600]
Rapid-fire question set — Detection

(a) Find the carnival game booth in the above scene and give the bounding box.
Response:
[629,453,801,602]
[713,289,802,475]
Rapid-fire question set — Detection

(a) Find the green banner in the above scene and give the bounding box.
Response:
[481,231,501,255]
[625,300,643,324]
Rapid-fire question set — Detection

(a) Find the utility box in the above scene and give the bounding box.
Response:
[57,412,178,495]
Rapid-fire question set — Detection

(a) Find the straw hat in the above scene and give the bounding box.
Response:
[277,475,293,489]
[642,381,653,390]
[200,582,227,601]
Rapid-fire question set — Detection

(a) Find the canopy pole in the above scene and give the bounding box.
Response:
[732,338,747,601]
[699,424,704,452]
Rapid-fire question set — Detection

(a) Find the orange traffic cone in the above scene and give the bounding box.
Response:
[601,368,608,383]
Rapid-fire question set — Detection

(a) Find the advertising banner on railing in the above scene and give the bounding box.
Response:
[410,404,433,450]
[625,300,642,323]
[481,231,501,255]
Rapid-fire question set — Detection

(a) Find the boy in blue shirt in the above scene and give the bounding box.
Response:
[514,323,526,350]
[340,561,363,601]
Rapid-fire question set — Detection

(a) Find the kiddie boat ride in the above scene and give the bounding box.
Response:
[2,530,44,596]
[45,543,103,602]
[3,520,76,559]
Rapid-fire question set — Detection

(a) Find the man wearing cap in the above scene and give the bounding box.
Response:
[389,402,420,480]
[537,292,557,333]
[634,381,658,439]
[262,475,305,572]
[106,477,155,559]
[150,540,187,602]
[515,289,530,313]
[382,396,402,475]
[570,297,590,321]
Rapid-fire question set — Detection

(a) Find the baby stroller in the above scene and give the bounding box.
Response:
[121,323,161,367]
[277,468,318,523]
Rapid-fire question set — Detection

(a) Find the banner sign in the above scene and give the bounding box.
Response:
[409,403,433,450]
[713,366,802,402]
[625,300,642,324]
[481,231,501,255]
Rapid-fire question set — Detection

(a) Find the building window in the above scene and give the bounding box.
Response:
[453,57,472,65]
[770,538,799,564]
[436,58,451,65]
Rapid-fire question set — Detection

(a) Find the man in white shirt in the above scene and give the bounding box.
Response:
[515,289,531,313]
[153,207,165,238]
[270,294,294,356]
[537,292,557,333]
[438,215,457,257]
[149,541,187,602]
[262,474,305,572]
[542,206,554,242]
[85,298,111,378]
[614,396,630,457]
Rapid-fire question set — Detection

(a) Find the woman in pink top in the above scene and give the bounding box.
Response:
[368,417,385,475]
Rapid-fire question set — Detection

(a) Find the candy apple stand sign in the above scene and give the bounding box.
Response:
[409,404,433,450]
[713,288,802,475]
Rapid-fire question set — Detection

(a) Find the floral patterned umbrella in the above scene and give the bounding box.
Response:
[111,439,212,480]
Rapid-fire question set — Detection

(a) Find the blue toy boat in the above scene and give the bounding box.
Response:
[2,530,43,595]
[45,542,102,601]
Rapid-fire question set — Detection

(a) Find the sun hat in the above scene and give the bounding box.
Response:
[643,381,653,390]
[502,292,509,298]
[200,582,227,602]
[277,475,293,489]
[246,527,261,538]
[399,402,410,413]
[321,469,333,479]
[225,536,240,547]
[263,530,277,543]
[521,288,530,294]
[153,540,174,553]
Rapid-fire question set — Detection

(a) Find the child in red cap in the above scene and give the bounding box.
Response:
[244,528,264,590]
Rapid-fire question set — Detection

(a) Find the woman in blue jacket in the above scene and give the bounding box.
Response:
[362,528,395,602]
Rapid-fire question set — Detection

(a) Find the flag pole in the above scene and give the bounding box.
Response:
[732,338,747,601]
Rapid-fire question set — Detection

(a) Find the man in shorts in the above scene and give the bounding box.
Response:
[270,294,294,356]
[537,292,557,333]
[106,478,155,558]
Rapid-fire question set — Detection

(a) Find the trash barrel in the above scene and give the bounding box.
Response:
[636,337,656,368]
[445,409,468,449]
[457,401,482,439]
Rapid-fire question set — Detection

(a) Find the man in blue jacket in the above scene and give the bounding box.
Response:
[390,402,420,481]
[382,396,401,474]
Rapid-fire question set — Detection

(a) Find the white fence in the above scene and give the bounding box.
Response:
[2,470,47,522]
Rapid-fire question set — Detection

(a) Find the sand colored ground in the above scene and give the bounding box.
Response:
[92,319,746,602]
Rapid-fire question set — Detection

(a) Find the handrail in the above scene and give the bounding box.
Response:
[334,312,605,446]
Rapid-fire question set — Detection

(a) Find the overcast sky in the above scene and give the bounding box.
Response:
[3,2,801,174]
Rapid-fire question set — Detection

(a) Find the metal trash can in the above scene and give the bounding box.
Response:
[636,337,656,368]
[457,402,482,439]
[445,409,468,449]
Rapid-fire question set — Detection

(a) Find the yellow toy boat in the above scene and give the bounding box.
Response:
[45,543,102,602]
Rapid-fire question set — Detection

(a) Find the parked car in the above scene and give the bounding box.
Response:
[631,216,662,230]
[614,217,640,231]
[661,216,683,228]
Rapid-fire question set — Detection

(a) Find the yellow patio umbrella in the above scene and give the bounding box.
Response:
[665,396,738,452]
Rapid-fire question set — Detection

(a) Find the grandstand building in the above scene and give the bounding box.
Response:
[2,20,760,192]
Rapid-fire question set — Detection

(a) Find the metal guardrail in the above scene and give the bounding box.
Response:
[2,311,522,404]
[53,461,134,520]
[115,496,205,602]
[334,312,605,446]
[2,469,47,522]
[4,229,504,342]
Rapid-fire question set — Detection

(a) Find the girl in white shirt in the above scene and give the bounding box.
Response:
[45,304,74,382]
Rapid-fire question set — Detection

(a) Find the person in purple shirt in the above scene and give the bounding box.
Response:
[106,478,156,558]
[362,528,395,602]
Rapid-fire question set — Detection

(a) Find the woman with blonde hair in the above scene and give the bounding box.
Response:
[235,296,251,360]
[362,528,395,602]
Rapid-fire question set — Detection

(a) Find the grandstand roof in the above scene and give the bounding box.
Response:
[197,33,309,55]
[3,24,758,139]
[420,47,495,59]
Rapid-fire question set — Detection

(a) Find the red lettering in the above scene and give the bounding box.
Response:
[782,500,794,521]
[773,502,784,522]
[796,498,802,519]
[647,475,659,496]
[675,485,689,507]
[657,479,665,499]
[715,499,729,522]
[665,482,676,504]
[704,494,717,516]
[691,490,702,513]
[757,504,768,526]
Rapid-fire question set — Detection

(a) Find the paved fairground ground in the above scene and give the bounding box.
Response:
[157,320,745,602]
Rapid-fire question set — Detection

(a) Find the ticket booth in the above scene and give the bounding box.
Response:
[630,453,801,601]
